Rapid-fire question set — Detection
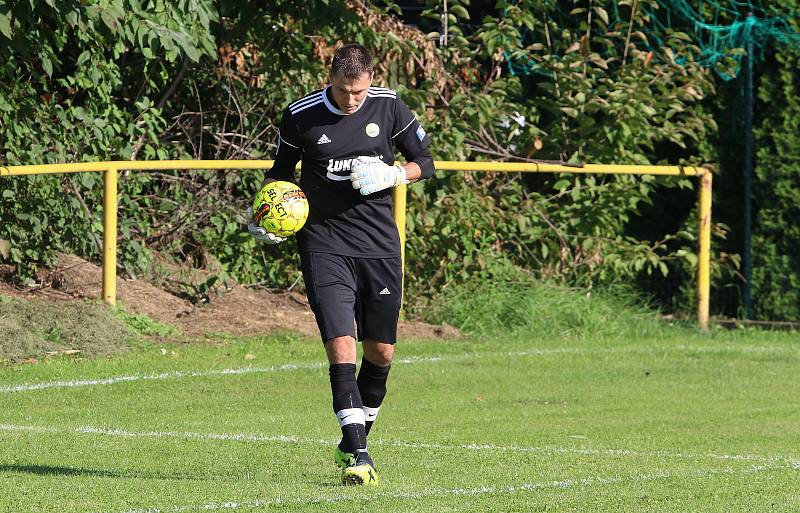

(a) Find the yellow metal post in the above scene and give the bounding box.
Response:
[392,183,408,317]
[103,167,118,305]
[697,171,712,330]
[392,183,408,268]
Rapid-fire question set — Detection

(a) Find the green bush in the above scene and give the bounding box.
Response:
[426,277,676,340]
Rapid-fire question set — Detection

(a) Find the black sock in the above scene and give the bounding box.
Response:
[355,448,374,468]
[329,363,367,453]
[357,357,391,436]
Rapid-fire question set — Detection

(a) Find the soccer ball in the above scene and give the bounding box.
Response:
[252,181,309,237]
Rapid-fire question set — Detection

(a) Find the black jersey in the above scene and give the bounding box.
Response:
[268,86,432,258]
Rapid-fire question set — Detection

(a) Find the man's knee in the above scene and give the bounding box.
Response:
[325,336,357,364]
[362,340,394,367]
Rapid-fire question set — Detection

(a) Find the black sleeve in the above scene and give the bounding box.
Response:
[411,152,435,179]
[392,97,435,179]
[267,107,302,182]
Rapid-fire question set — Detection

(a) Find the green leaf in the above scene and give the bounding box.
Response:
[450,5,470,19]
[76,51,91,67]
[553,179,571,191]
[66,10,78,27]
[41,53,53,77]
[179,40,201,62]
[560,107,578,118]
[100,10,121,31]
[0,12,12,39]
[593,6,609,25]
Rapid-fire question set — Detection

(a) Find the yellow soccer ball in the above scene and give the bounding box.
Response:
[252,181,309,237]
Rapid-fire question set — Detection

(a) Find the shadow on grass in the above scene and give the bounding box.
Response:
[0,464,204,481]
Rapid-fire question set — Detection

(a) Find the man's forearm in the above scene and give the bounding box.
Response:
[400,154,434,183]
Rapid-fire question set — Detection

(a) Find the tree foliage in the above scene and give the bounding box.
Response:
[0,0,217,277]
[751,46,800,319]
[1,0,790,320]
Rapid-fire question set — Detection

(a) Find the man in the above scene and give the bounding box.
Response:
[246,44,434,486]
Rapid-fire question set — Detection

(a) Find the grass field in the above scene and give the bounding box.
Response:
[1,320,799,512]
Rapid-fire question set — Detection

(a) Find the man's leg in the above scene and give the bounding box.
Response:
[353,256,402,442]
[359,341,394,436]
[326,336,378,485]
[300,252,377,485]
[326,336,367,459]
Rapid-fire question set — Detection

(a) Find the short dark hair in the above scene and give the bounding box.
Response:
[330,44,373,79]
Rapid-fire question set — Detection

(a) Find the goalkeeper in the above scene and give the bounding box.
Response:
[246,44,434,486]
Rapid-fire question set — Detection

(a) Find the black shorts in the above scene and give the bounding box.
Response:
[300,251,403,344]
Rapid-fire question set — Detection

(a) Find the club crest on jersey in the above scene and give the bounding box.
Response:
[365,123,380,137]
[326,155,385,181]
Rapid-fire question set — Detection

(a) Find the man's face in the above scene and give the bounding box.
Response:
[329,71,372,115]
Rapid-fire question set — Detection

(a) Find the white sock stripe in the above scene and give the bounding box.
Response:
[363,406,380,422]
[3,343,796,394]
[335,408,365,427]
[1,423,797,466]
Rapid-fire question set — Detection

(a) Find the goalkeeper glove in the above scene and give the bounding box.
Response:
[245,207,286,244]
[350,156,408,195]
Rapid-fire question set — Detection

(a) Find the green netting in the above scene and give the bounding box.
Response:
[648,0,800,78]
[505,0,800,80]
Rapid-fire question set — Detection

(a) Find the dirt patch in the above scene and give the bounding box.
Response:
[0,254,460,341]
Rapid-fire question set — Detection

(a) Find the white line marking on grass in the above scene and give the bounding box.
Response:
[2,423,797,467]
[0,351,570,394]
[380,439,800,466]
[0,362,327,393]
[2,343,795,394]
[107,463,793,513]
[0,424,329,446]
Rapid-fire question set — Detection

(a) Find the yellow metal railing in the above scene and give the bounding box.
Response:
[1,160,712,329]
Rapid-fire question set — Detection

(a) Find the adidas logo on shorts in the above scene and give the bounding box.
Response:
[317,134,332,144]
[379,288,391,295]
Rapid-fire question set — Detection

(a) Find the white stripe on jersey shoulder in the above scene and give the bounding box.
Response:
[368,86,397,96]
[291,98,324,115]
[278,134,300,148]
[289,90,324,110]
[392,117,417,139]
[367,87,397,100]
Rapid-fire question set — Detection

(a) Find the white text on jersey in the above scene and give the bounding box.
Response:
[326,156,385,180]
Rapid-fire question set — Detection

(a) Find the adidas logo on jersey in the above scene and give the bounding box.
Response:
[317,134,332,144]
[379,288,391,295]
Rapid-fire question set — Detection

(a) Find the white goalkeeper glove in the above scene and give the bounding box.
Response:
[350,156,408,195]
[245,207,285,244]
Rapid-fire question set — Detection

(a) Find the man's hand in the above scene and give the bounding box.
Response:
[245,207,286,244]
[350,156,407,195]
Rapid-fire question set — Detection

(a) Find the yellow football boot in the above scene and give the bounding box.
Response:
[341,463,379,486]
